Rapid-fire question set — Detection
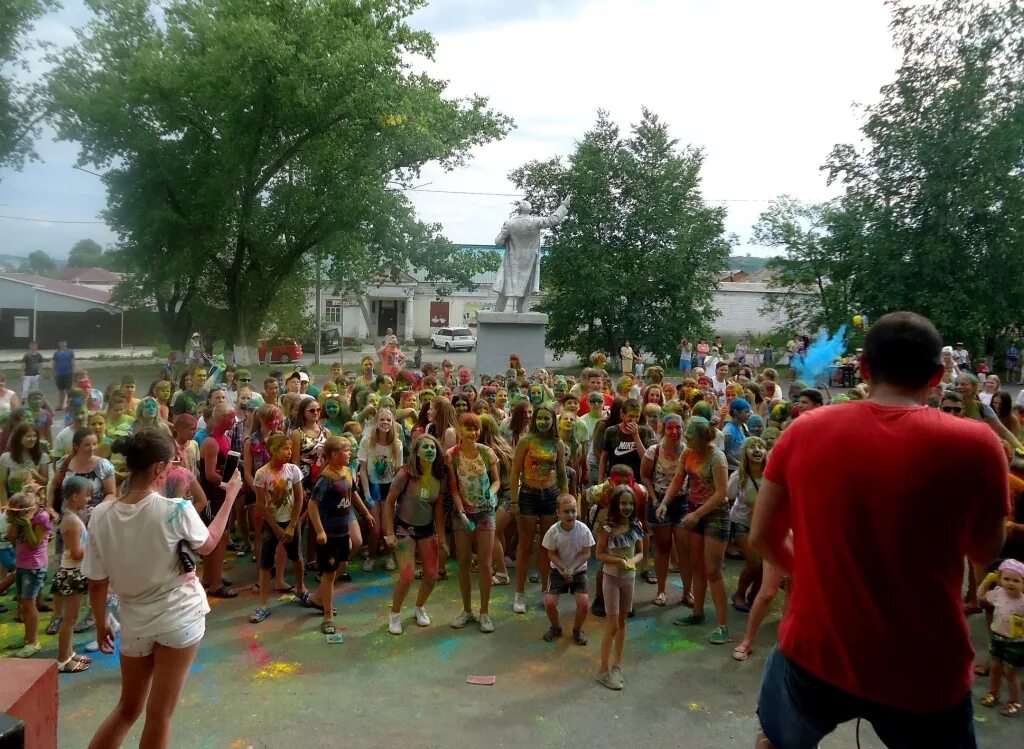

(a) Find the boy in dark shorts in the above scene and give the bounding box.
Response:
[542,495,595,645]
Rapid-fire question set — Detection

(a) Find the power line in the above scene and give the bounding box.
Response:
[394,186,777,202]
[0,212,107,224]
[0,213,106,224]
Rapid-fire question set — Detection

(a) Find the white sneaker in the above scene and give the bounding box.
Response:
[385,556,397,571]
[388,611,403,635]
[362,558,375,573]
[451,610,474,629]
[513,592,527,615]
[478,614,495,633]
[414,606,431,627]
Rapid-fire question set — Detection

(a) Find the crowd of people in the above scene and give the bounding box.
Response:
[1,317,1022,748]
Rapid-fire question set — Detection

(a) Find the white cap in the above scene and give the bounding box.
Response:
[298,372,310,383]
[941,345,954,355]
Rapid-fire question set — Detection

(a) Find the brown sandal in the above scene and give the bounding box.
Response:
[1001,701,1021,717]
[979,692,999,708]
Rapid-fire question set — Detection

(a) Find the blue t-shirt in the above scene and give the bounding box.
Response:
[310,468,355,537]
[53,349,75,375]
[722,421,746,467]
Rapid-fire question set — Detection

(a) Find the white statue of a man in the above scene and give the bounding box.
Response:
[492,196,570,313]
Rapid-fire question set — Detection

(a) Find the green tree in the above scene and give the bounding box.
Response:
[818,0,1024,354]
[753,197,862,333]
[49,0,511,350]
[0,0,58,175]
[510,109,731,364]
[21,248,57,276]
[67,237,103,266]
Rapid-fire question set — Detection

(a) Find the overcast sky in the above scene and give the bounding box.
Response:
[0,0,899,260]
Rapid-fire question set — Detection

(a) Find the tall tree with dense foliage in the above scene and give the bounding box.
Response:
[766,0,1024,352]
[48,0,511,351]
[510,109,731,364]
[0,0,58,176]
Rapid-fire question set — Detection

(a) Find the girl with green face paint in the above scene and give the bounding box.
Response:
[662,416,733,644]
[382,435,464,635]
[595,485,644,690]
[508,403,568,614]
[644,413,690,608]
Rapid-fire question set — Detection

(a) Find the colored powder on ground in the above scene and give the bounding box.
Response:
[253,661,299,681]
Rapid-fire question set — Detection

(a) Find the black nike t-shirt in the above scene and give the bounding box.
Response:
[602,424,656,481]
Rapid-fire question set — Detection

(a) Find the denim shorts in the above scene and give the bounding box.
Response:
[757,648,976,749]
[647,494,687,527]
[455,509,496,532]
[395,517,436,542]
[690,504,731,541]
[365,481,392,508]
[15,567,47,600]
[518,486,559,517]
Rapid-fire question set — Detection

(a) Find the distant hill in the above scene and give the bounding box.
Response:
[0,252,63,270]
[728,255,769,274]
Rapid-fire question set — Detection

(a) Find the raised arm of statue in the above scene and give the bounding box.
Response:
[494,221,511,247]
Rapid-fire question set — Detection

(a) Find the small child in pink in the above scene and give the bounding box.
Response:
[6,490,52,658]
[977,558,1024,717]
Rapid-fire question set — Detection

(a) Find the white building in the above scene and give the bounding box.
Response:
[308,250,812,342]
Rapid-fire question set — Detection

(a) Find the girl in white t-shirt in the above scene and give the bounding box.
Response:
[251,433,306,622]
[359,409,403,573]
[82,427,241,749]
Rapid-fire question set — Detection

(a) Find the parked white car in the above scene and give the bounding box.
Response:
[431,327,477,351]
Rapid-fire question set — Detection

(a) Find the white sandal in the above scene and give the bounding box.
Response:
[491,572,511,586]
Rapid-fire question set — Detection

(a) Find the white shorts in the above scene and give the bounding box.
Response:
[119,617,206,658]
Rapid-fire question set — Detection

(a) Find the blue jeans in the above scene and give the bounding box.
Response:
[757,649,976,749]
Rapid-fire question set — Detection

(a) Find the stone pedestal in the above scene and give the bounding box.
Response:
[0,660,57,749]
[476,311,548,375]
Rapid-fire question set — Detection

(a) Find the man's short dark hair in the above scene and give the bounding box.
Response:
[862,312,942,389]
[799,389,824,406]
[940,391,963,404]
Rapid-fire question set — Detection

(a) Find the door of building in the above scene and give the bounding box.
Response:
[377,300,398,337]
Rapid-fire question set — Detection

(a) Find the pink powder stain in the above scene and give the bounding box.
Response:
[246,637,272,667]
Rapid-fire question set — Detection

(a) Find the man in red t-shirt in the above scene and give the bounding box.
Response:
[751,312,1007,749]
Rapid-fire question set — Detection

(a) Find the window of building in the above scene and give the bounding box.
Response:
[325,299,343,323]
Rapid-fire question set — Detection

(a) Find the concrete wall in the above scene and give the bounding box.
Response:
[711,284,808,336]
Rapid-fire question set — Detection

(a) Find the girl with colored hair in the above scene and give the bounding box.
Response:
[727,436,767,620]
[358,408,403,572]
[662,416,732,644]
[133,397,172,437]
[427,396,459,451]
[479,414,515,586]
[244,404,283,576]
[449,412,501,632]
[504,400,532,446]
[383,434,463,635]
[642,413,691,608]
[510,401,568,614]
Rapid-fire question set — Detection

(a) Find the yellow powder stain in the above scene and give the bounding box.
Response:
[230,740,252,748]
[687,702,710,714]
[66,708,94,720]
[253,661,300,681]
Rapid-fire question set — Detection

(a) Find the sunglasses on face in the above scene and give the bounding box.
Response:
[941,405,963,413]
[307,407,321,414]
[238,378,251,383]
